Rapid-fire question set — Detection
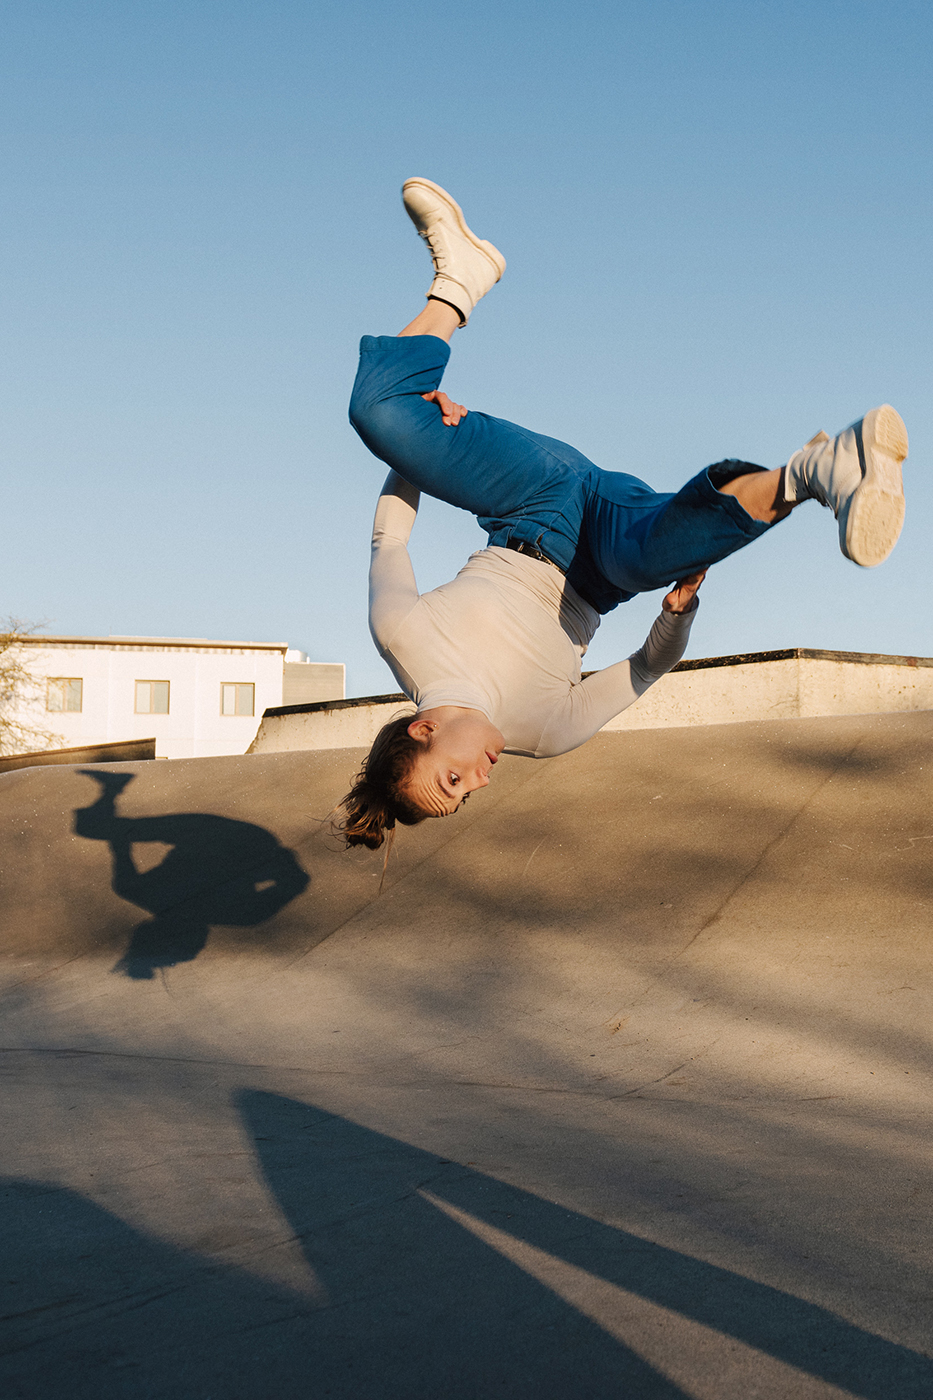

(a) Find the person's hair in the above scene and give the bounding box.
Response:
[336,713,430,851]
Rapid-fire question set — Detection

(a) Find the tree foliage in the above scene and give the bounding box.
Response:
[0,620,64,756]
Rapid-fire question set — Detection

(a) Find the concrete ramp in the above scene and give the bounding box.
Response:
[2,712,932,1397]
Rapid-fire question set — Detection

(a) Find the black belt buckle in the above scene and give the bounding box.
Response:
[506,538,566,577]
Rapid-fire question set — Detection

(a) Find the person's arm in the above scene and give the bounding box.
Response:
[369,471,422,651]
[537,599,700,757]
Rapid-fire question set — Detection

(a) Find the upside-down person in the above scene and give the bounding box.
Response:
[338,178,909,851]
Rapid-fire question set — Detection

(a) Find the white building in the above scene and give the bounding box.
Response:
[17,635,345,760]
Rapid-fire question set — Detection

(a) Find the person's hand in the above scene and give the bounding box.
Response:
[422,389,468,426]
[662,570,707,614]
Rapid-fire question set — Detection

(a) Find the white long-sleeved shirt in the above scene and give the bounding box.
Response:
[369,473,698,758]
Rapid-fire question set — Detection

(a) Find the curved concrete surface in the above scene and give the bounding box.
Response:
[1,712,932,1397]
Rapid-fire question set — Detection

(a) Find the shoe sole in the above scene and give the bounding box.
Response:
[842,405,908,567]
[401,177,506,281]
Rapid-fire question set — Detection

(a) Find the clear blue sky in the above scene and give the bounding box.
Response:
[2,0,930,696]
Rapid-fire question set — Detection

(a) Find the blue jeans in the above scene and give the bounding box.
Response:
[349,334,775,614]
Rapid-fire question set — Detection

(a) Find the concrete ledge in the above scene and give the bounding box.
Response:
[0,736,157,774]
[249,693,414,754]
[602,648,933,734]
[248,648,933,754]
[670,645,933,672]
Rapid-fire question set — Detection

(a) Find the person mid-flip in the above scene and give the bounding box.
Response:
[339,178,909,850]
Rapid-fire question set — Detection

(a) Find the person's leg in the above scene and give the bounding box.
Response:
[579,458,795,601]
[401,177,506,327]
[718,467,794,524]
[350,178,607,568]
[350,325,801,611]
[630,403,911,583]
[349,178,599,540]
[589,407,910,594]
[349,331,596,561]
[398,300,460,341]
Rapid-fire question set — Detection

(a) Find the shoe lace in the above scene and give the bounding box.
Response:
[419,224,449,275]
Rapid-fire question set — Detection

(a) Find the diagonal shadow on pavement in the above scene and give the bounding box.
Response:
[242,1090,933,1400]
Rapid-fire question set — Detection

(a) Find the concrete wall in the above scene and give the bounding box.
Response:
[601,650,933,732]
[248,649,933,754]
[249,692,416,754]
[282,660,346,707]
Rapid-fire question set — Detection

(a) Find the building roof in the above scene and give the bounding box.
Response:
[27,635,290,652]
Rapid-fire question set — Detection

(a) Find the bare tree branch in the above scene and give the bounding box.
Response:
[0,619,65,756]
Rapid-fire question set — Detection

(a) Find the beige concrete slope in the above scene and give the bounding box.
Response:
[1,713,932,1399]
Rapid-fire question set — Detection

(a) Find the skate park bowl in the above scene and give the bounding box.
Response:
[2,709,932,1397]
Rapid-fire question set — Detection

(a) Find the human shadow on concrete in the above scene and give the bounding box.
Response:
[74,770,309,979]
[0,1165,688,1399]
[4,1098,932,1398]
[241,1090,933,1400]
[0,1175,316,1399]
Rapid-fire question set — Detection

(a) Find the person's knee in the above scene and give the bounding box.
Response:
[348,382,376,435]
[348,391,404,450]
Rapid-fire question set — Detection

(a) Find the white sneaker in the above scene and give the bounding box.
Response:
[784,405,909,567]
[402,178,506,325]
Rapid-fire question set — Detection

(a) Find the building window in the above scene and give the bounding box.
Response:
[221,682,255,717]
[135,680,170,714]
[47,678,83,713]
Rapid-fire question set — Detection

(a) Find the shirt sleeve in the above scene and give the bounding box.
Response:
[536,601,699,757]
[368,471,422,652]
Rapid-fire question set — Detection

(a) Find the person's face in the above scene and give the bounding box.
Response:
[405,712,505,816]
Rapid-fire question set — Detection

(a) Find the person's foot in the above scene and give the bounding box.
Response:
[402,178,506,326]
[784,405,909,566]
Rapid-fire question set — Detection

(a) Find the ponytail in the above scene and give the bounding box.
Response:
[337,714,429,850]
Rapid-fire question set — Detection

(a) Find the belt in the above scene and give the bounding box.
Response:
[504,538,567,577]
